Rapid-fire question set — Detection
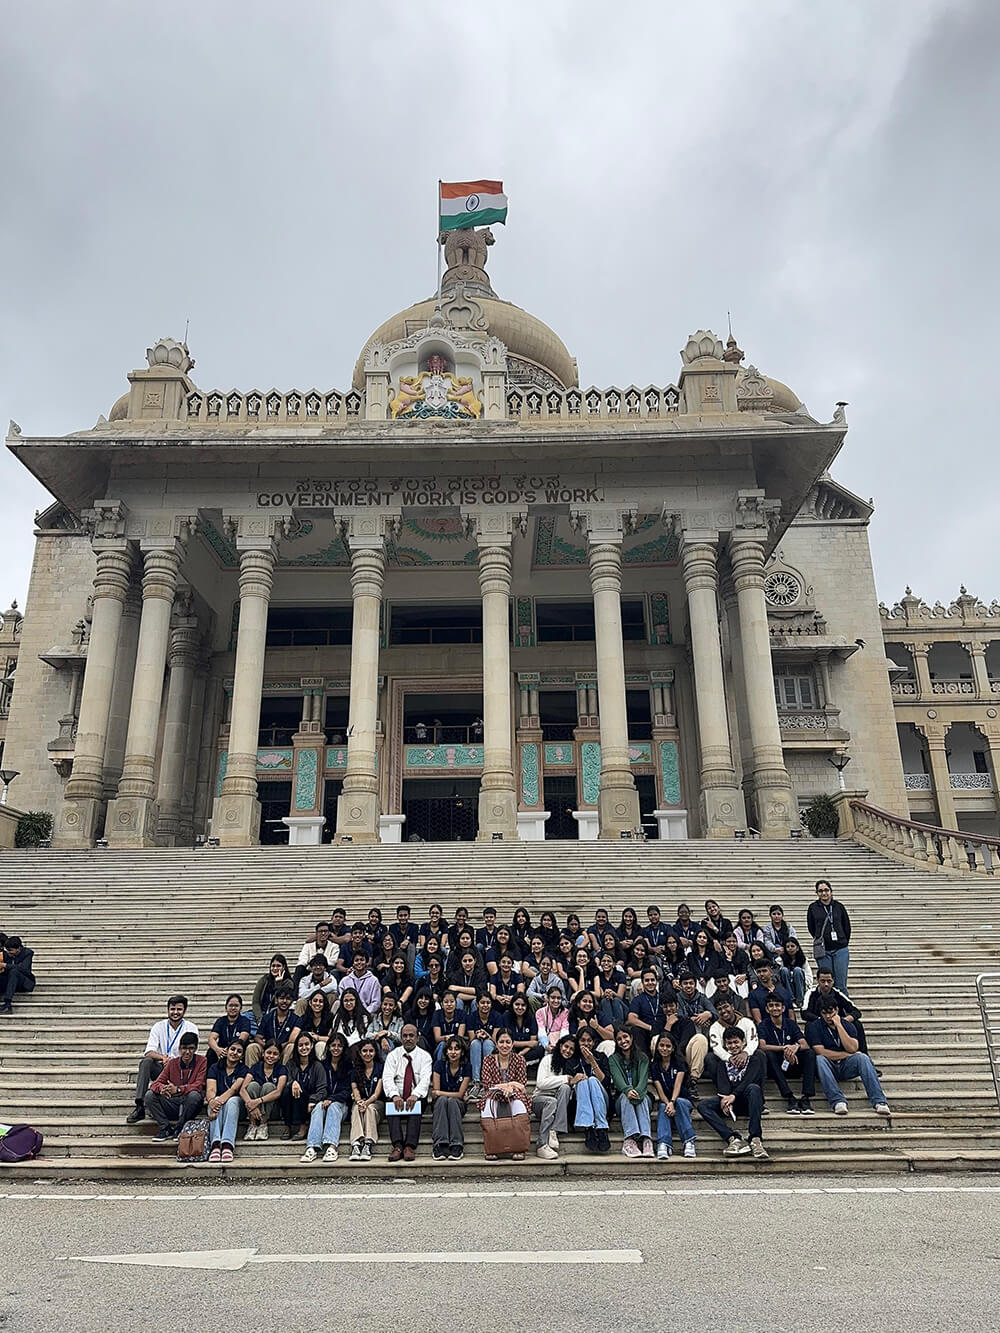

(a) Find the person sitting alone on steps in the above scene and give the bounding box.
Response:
[0,936,35,1015]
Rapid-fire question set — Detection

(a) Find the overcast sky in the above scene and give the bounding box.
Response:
[1,0,996,613]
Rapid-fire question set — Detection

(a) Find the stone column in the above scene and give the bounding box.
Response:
[54,511,133,847]
[106,528,190,848]
[963,641,992,699]
[286,677,327,846]
[335,512,398,843]
[918,722,957,830]
[179,648,210,843]
[574,508,640,838]
[680,532,745,837]
[101,577,142,801]
[468,511,521,841]
[213,517,282,846]
[908,642,932,697]
[155,599,201,845]
[729,526,794,838]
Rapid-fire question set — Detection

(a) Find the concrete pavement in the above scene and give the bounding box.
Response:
[1,1172,998,1331]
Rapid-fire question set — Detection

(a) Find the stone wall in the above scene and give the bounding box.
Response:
[3,529,95,814]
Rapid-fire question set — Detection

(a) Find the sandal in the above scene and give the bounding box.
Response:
[221,1146,234,1163]
[511,1152,525,1160]
[484,1153,499,1161]
[208,1146,222,1163]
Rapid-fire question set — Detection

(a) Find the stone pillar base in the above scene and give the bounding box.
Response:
[282,815,325,846]
[572,810,600,840]
[335,788,380,844]
[516,810,550,841]
[751,783,795,839]
[597,783,641,839]
[52,797,105,848]
[653,808,689,840]
[379,814,406,843]
[211,793,262,847]
[0,804,24,850]
[477,786,519,841]
[699,785,747,839]
[105,794,163,849]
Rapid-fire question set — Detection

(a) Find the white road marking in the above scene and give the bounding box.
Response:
[66,1247,642,1271]
[6,1185,1000,1204]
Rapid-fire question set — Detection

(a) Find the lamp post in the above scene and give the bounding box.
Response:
[0,769,20,806]
[827,751,852,791]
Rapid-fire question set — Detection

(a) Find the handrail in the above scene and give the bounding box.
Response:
[845,798,999,876]
[975,973,1000,1116]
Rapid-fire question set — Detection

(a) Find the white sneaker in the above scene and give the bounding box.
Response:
[257,1123,269,1141]
[874,1103,891,1117]
[299,1146,318,1163]
[549,1132,559,1150]
[833,1102,849,1116]
[536,1144,558,1160]
[323,1145,339,1162]
[683,1140,696,1158]
[244,1123,258,1141]
[656,1142,670,1160]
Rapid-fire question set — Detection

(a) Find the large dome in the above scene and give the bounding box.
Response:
[352,226,577,392]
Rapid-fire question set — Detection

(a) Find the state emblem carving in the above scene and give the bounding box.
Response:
[389,354,482,420]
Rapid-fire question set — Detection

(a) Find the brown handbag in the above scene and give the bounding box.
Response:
[481,1094,531,1157]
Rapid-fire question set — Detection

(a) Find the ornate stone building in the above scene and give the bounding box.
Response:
[6,229,972,848]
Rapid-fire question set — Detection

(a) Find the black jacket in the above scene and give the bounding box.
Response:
[711,1049,766,1096]
[2,946,33,978]
[807,899,851,950]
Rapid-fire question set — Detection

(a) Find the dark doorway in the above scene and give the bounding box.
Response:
[543,775,579,840]
[402,778,480,842]
[634,774,659,839]
[322,778,344,843]
[258,781,292,845]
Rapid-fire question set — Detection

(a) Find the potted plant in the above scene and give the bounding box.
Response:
[15,810,53,848]
[803,794,839,838]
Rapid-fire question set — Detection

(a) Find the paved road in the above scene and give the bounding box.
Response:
[1,1173,998,1331]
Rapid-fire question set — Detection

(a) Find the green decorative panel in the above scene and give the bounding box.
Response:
[544,743,575,766]
[228,602,240,651]
[520,743,539,805]
[294,748,319,811]
[257,748,293,771]
[623,533,680,565]
[649,593,671,644]
[660,740,681,805]
[514,596,535,647]
[326,746,348,769]
[404,744,484,769]
[533,516,587,567]
[628,743,652,763]
[215,751,228,798]
[581,741,601,805]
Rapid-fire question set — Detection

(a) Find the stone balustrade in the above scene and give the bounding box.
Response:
[834,792,1000,877]
[506,384,680,422]
[891,676,996,698]
[185,389,362,425]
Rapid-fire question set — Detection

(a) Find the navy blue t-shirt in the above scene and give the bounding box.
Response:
[249,1060,288,1086]
[433,1057,472,1093]
[209,1061,248,1094]
[806,1017,857,1052]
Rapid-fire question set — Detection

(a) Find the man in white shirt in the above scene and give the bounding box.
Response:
[292,921,340,988]
[708,995,759,1068]
[295,955,340,1014]
[126,995,199,1124]
[382,1023,432,1161]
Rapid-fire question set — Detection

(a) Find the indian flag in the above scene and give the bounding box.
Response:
[439,180,508,232]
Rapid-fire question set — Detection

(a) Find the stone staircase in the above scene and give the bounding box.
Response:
[2,840,999,1180]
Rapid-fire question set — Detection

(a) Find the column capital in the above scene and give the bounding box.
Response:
[570,506,636,544]
[904,640,930,659]
[462,507,528,545]
[223,512,288,553]
[139,514,199,548]
[337,509,401,549]
[586,536,623,595]
[83,499,130,541]
[734,488,782,534]
[961,639,987,657]
[91,543,134,603]
[347,540,386,601]
[236,543,277,600]
[728,529,768,592]
[680,535,721,593]
[139,542,184,602]
[476,539,513,596]
[168,614,202,672]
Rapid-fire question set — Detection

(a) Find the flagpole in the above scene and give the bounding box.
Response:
[436,178,443,309]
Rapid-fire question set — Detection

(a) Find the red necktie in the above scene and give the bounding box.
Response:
[402,1054,414,1100]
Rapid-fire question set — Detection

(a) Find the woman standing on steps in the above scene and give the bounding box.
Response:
[348,1037,383,1161]
[206,1039,249,1164]
[241,1039,287,1141]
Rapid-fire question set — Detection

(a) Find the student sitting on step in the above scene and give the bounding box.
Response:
[707,996,759,1081]
[807,998,890,1118]
[330,984,371,1050]
[626,968,665,1057]
[294,989,334,1061]
[0,935,35,1015]
[206,1039,249,1164]
[300,1033,353,1163]
[502,993,542,1067]
[335,922,372,977]
[295,955,339,1014]
[697,1026,769,1159]
[126,995,199,1125]
[251,953,292,1023]
[660,993,708,1089]
[207,993,251,1068]
[747,959,797,1025]
[241,1039,287,1141]
[292,921,339,990]
[755,993,816,1115]
[526,956,566,1012]
[145,1032,207,1141]
[431,1035,472,1160]
[650,1030,697,1159]
[802,968,870,1053]
[246,983,298,1066]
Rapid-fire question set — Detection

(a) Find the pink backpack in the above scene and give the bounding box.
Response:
[0,1123,43,1163]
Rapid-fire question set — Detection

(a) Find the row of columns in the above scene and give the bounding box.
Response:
[56,494,794,848]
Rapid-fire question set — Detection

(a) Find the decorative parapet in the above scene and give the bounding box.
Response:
[881,586,1000,626]
[506,383,679,422]
[184,388,362,425]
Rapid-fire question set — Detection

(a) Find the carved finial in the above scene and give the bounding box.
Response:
[723,334,744,364]
[960,584,968,595]
[146,336,194,374]
[681,331,724,364]
[905,585,913,596]
[833,401,848,424]
[7,420,21,438]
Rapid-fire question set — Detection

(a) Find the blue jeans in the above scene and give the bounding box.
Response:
[308,1100,347,1148]
[656,1096,694,1148]
[818,947,850,995]
[816,1053,886,1109]
[617,1092,651,1140]
[784,965,806,1008]
[598,996,627,1029]
[573,1077,609,1129]
[469,1038,496,1080]
[209,1097,240,1146]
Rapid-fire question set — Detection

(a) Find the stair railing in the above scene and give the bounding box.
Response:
[840,797,1000,877]
[975,973,1000,1116]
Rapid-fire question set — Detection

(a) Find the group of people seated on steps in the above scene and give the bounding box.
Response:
[124,880,889,1165]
